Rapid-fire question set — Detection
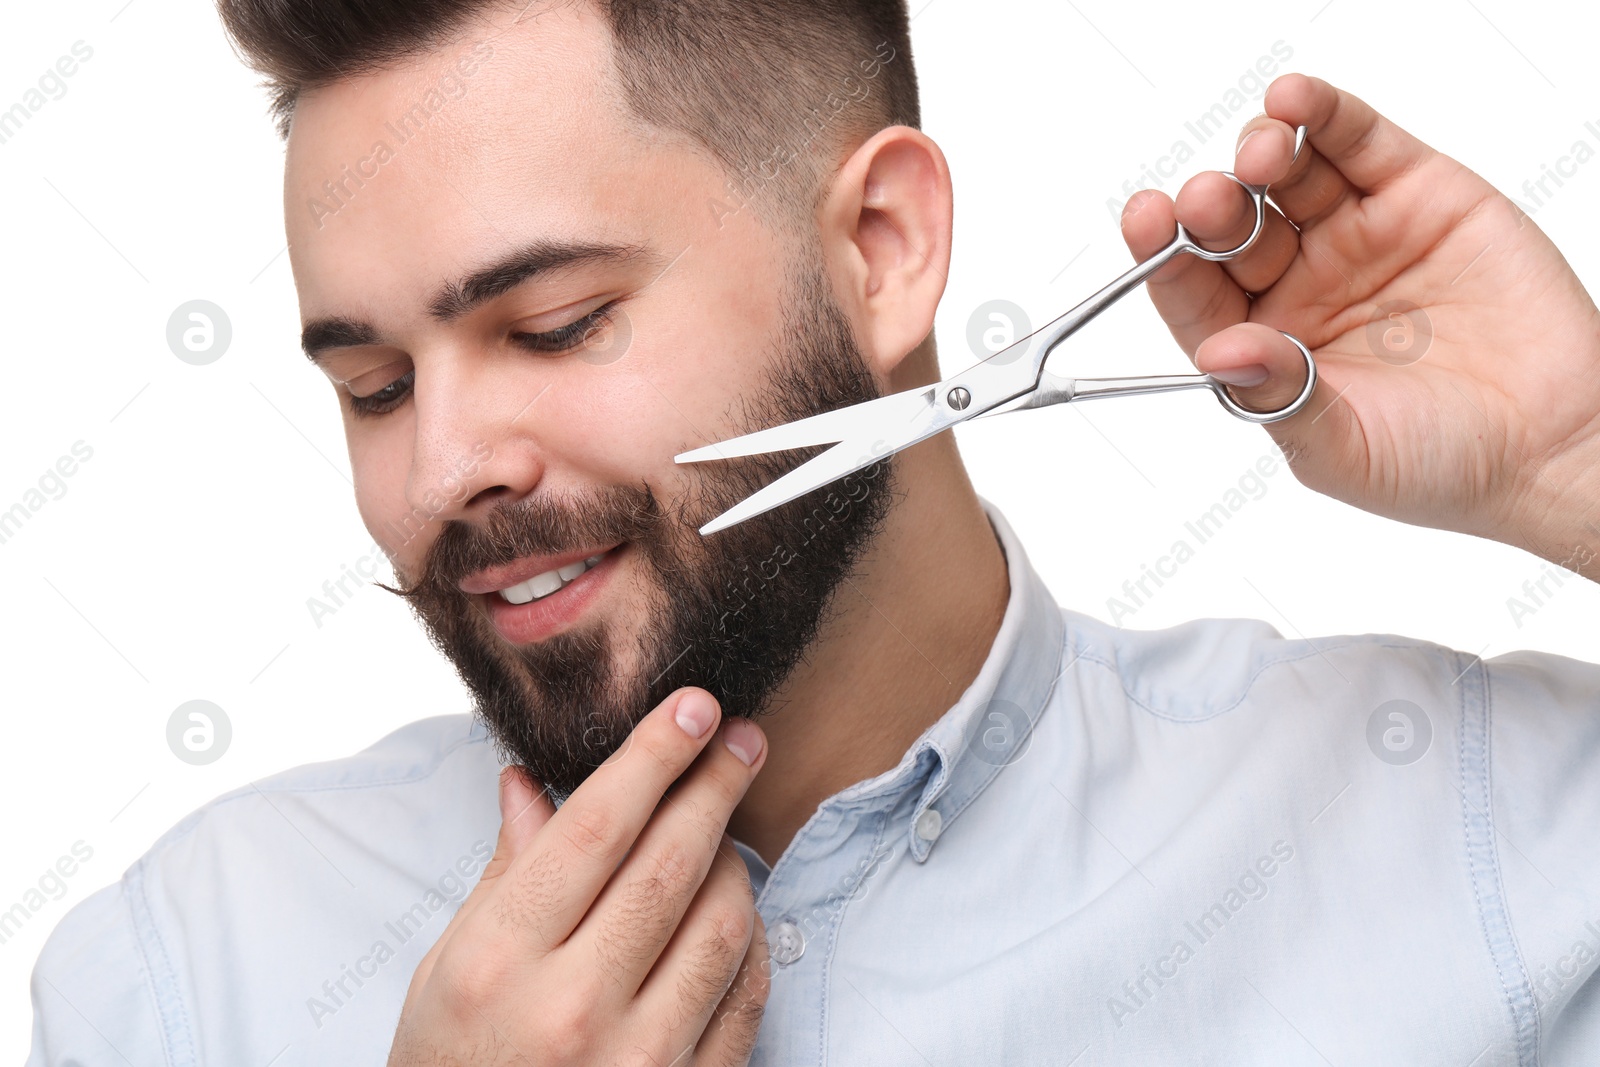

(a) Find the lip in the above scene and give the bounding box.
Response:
[458,542,624,595]
[482,543,623,645]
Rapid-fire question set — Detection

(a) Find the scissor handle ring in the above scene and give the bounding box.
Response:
[1210,332,1318,424]
[1173,173,1270,263]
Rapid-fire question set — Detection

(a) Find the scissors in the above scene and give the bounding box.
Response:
[676,125,1318,536]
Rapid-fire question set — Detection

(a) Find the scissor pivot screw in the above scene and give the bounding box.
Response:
[946,387,972,410]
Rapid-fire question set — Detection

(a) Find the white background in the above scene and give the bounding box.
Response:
[3,0,1597,1055]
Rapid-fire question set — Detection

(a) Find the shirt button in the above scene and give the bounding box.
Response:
[769,920,806,966]
[915,807,943,842]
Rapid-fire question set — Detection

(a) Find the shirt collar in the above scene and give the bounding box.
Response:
[824,493,1069,862]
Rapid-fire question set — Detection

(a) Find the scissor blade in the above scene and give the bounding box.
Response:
[692,439,887,535]
[674,385,938,463]
[691,385,978,534]
[682,340,1044,533]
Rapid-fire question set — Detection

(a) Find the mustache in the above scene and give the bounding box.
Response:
[377,481,664,603]
[373,392,821,608]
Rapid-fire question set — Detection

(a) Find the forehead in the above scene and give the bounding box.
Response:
[282,1,714,318]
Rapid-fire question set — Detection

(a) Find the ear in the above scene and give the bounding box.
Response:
[818,125,953,385]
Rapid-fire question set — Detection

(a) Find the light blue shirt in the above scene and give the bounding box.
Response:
[29,499,1600,1065]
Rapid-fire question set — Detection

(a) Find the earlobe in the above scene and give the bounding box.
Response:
[820,125,953,379]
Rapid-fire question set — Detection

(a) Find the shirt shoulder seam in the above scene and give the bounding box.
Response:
[1072,629,1454,723]
[1459,652,1542,1064]
[125,856,193,1067]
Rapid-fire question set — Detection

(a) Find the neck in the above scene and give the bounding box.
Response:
[726,435,1010,868]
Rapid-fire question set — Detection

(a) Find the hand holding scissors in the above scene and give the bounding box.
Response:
[676,126,1318,536]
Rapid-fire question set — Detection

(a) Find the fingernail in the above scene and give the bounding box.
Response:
[675,690,717,739]
[723,719,763,767]
[1236,129,1262,155]
[1211,364,1270,387]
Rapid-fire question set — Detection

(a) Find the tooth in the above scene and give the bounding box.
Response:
[557,561,588,581]
[527,570,565,598]
[502,580,537,606]
[584,553,605,566]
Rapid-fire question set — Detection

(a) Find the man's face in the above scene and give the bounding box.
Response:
[283,1,896,800]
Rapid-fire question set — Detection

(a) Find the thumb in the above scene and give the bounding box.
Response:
[479,764,556,885]
[1195,322,1321,423]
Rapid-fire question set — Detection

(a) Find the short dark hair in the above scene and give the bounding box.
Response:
[215,0,920,227]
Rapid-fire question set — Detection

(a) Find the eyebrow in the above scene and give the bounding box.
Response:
[301,238,660,364]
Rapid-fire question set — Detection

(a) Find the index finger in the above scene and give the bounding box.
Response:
[482,686,730,954]
[1262,73,1435,197]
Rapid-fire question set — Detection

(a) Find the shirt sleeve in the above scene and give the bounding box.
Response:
[27,880,170,1067]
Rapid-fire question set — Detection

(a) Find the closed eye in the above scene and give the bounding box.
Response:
[345,301,622,418]
[346,368,415,418]
[510,301,618,353]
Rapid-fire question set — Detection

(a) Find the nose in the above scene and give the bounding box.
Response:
[404,356,548,529]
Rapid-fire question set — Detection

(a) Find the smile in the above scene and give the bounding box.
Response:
[479,544,626,645]
[494,548,613,604]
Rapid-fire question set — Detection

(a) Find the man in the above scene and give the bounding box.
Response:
[28,0,1600,1063]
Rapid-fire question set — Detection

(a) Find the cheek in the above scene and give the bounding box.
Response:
[563,368,685,481]
[349,427,420,551]
[593,310,777,477]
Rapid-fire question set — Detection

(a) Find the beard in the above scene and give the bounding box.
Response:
[380,250,899,803]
